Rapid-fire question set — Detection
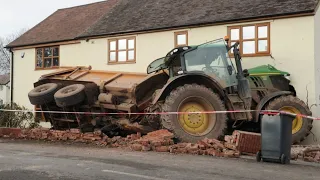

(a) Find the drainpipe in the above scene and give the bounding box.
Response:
[9,48,14,104]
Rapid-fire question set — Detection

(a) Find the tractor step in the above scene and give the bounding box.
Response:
[228,94,250,121]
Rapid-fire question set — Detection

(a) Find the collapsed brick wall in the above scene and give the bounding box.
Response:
[0,128,240,158]
[291,145,320,163]
[1,127,319,162]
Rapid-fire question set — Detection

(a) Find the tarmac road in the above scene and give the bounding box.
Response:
[0,139,319,180]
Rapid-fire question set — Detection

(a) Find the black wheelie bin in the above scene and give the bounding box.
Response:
[256,113,295,164]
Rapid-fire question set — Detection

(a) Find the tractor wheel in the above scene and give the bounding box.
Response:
[160,84,227,143]
[264,95,313,144]
[28,83,59,105]
[54,84,86,108]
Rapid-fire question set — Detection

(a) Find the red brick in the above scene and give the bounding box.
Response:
[174,148,188,154]
[224,142,237,150]
[150,140,162,147]
[206,149,219,156]
[207,139,225,150]
[233,130,261,154]
[137,132,141,139]
[186,144,199,152]
[222,150,236,158]
[198,140,212,148]
[142,145,151,151]
[131,144,143,151]
[70,129,80,134]
[155,146,169,152]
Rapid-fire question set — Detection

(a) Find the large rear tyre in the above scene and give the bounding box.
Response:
[160,84,227,143]
[265,95,313,144]
[28,83,59,105]
[54,84,86,107]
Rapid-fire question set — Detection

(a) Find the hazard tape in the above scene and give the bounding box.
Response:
[0,108,319,120]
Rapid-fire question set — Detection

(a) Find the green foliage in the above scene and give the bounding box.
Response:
[0,103,40,129]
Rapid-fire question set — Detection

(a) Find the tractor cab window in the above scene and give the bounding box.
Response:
[147,57,167,74]
[184,39,236,86]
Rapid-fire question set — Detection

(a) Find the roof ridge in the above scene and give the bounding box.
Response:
[57,0,107,11]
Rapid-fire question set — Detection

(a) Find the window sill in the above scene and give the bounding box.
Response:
[107,61,136,65]
[34,67,61,71]
[229,53,271,58]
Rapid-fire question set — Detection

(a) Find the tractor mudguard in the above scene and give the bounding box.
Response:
[254,91,293,122]
[151,73,226,105]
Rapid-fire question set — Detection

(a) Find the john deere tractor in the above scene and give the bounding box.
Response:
[28,37,312,145]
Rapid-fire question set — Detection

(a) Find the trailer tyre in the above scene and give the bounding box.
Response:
[28,83,59,105]
[54,84,86,107]
[161,84,227,143]
[265,95,313,144]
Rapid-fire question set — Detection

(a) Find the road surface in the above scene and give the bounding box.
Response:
[0,139,319,180]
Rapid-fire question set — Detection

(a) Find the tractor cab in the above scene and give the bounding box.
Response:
[147,38,238,88]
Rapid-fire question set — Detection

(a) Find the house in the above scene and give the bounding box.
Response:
[0,74,10,105]
[5,0,320,144]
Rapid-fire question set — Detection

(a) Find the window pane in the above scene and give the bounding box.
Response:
[258,40,268,52]
[128,50,135,60]
[128,39,135,49]
[44,58,52,68]
[231,29,239,40]
[53,47,59,56]
[243,26,255,40]
[110,52,116,61]
[53,58,59,66]
[177,34,187,45]
[36,56,43,68]
[258,26,268,38]
[118,51,127,62]
[36,49,43,68]
[118,39,127,50]
[243,41,255,54]
[36,49,43,57]
[110,41,116,51]
[44,47,52,57]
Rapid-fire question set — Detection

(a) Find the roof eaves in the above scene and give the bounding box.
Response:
[5,38,77,49]
[77,9,315,40]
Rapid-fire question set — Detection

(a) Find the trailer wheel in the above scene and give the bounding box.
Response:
[54,84,86,107]
[28,83,59,105]
[161,84,227,143]
[264,95,313,144]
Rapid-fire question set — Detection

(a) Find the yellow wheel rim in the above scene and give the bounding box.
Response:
[279,106,303,134]
[178,97,216,136]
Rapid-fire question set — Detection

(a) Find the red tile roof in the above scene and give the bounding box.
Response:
[7,0,119,48]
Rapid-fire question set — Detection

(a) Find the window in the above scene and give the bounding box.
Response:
[228,23,270,56]
[108,37,136,63]
[35,46,60,69]
[174,31,188,47]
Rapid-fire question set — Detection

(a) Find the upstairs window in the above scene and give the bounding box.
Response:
[108,37,136,64]
[36,46,60,69]
[228,23,270,56]
[175,31,188,47]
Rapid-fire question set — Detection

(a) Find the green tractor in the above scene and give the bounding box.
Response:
[147,38,312,144]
